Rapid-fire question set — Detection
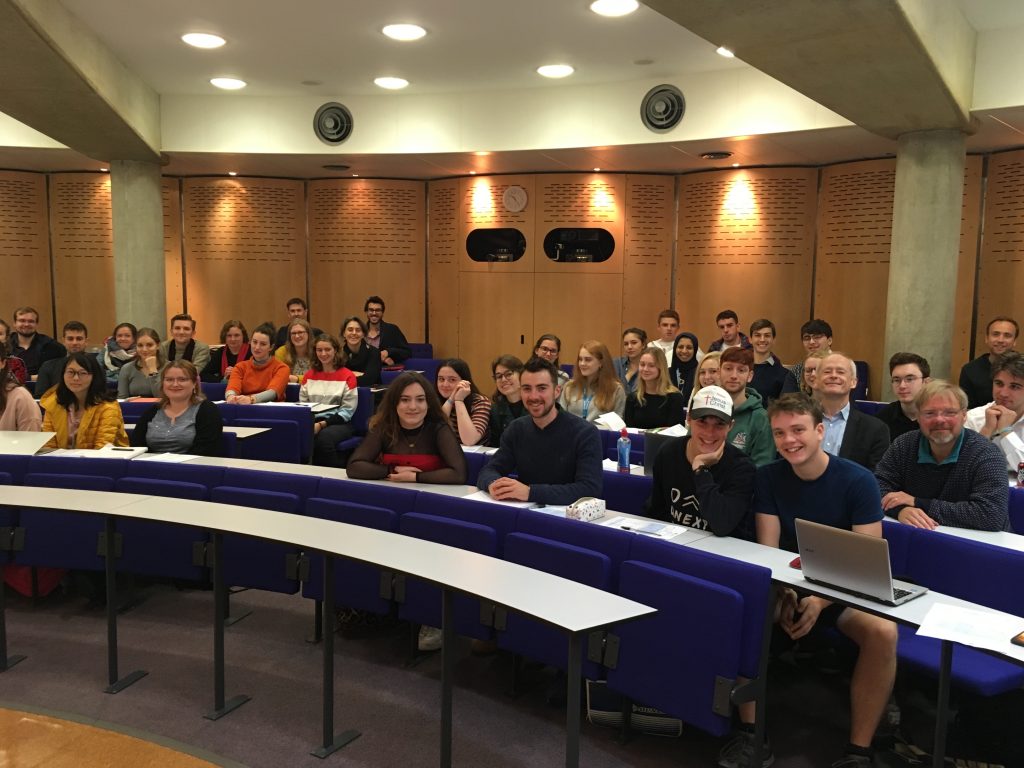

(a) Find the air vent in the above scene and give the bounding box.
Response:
[700,151,733,160]
[321,164,351,172]
[314,102,354,145]
[640,84,685,133]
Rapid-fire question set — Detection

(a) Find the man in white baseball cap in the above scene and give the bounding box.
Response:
[646,385,757,540]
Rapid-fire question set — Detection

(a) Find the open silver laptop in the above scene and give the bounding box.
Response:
[795,518,927,607]
[0,430,54,456]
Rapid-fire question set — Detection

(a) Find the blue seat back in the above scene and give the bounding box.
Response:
[233,418,302,463]
[411,493,519,554]
[316,477,418,514]
[404,358,441,384]
[854,400,887,416]
[0,455,30,484]
[222,468,320,502]
[28,455,129,480]
[17,472,115,570]
[462,452,489,486]
[601,472,652,517]
[200,382,227,400]
[1009,487,1024,535]
[120,461,224,488]
[852,361,869,401]
[881,519,914,577]
[408,343,433,359]
[514,511,632,588]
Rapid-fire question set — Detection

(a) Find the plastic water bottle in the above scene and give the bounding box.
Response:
[617,428,631,473]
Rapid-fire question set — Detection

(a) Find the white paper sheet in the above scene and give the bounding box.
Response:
[600,515,686,539]
[917,602,1024,656]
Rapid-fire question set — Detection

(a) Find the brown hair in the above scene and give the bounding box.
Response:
[565,340,622,414]
[766,392,824,426]
[368,372,446,448]
[158,360,204,408]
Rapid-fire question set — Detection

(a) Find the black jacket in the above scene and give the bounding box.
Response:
[837,405,891,471]
[373,321,411,364]
[130,399,224,456]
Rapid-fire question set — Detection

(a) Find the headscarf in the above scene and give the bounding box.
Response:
[668,332,700,403]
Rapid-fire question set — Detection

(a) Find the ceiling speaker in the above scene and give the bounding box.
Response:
[314,102,354,145]
[640,84,685,133]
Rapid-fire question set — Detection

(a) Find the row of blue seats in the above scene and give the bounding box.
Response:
[0,453,771,740]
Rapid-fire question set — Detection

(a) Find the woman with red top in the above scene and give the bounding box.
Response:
[201,320,251,383]
[436,358,491,446]
[301,333,359,466]
[346,371,466,484]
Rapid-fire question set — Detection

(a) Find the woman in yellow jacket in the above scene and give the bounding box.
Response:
[41,352,128,449]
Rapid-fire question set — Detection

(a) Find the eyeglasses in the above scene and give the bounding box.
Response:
[919,409,963,421]
[891,375,921,386]
[493,370,516,382]
[64,369,92,379]
[366,308,383,314]
[801,334,827,343]
[163,377,193,385]
[537,346,558,355]
[290,330,307,336]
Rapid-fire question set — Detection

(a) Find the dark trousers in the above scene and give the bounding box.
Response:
[312,422,356,467]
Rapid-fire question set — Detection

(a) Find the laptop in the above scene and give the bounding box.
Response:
[0,430,54,456]
[794,518,928,606]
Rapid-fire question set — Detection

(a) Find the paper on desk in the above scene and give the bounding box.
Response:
[917,603,1024,654]
[600,515,686,539]
[653,423,688,437]
[133,452,198,463]
[462,445,497,455]
[461,489,542,509]
[601,458,643,474]
[594,412,626,431]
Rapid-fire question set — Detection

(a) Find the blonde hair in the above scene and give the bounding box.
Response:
[688,351,722,411]
[565,340,622,414]
[280,318,313,367]
[802,349,832,396]
[634,348,678,407]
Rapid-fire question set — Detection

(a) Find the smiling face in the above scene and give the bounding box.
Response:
[343,321,364,349]
[249,332,272,363]
[802,356,821,390]
[14,311,37,337]
[993,371,1024,416]
[918,393,965,448]
[436,366,461,399]
[987,320,1018,356]
[114,325,135,350]
[519,369,560,423]
[697,359,720,388]
[365,302,384,326]
[637,352,660,383]
[801,331,831,354]
[136,334,158,360]
[315,340,336,370]
[577,347,600,379]
[288,324,309,352]
[622,333,645,361]
[687,414,732,454]
[396,382,428,430]
[751,327,774,356]
[534,340,559,363]
[287,302,308,321]
[162,365,195,403]
[771,411,825,469]
[493,364,520,399]
[674,336,695,364]
[224,326,245,353]
[63,360,93,398]
[817,354,855,400]
[171,319,194,346]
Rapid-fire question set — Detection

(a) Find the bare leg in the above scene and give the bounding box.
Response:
[836,608,897,748]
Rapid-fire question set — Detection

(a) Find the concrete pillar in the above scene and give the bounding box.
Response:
[110,159,166,331]
[883,129,965,381]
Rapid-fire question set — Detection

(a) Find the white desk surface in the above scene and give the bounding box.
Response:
[6,486,654,634]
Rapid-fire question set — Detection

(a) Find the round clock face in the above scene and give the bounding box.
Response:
[502,185,528,213]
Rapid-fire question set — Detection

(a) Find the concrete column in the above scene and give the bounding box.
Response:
[883,129,965,381]
[110,159,166,331]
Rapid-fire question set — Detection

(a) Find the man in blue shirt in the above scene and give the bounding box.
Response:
[719,393,897,768]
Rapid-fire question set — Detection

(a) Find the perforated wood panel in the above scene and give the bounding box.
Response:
[623,175,675,332]
[183,178,305,343]
[458,175,536,273]
[977,150,1024,359]
[50,173,115,339]
[951,155,983,374]
[162,178,183,316]
[308,179,425,341]
[676,168,817,365]
[0,171,52,334]
[533,273,624,368]
[458,272,534,384]
[536,174,624,274]
[428,178,460,357]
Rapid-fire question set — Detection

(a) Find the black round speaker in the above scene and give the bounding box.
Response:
[640,84,685,133]
[313,102,354,145]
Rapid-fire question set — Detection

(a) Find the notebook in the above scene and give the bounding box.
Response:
[0,430,54,455]
[794,518,928,606]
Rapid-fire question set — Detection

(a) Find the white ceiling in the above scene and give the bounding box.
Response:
[1,0,1023,178]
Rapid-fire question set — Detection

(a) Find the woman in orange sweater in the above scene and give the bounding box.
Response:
[225,324,290,404]
[41,352,128,449]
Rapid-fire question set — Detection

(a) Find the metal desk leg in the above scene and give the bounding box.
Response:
[566,633,582,768]
[311,556,359,758]
[932,640,953,768]
[0,572,25,671]
[204,532,250,719]
[440,589,455,768]
[103,517,146,693]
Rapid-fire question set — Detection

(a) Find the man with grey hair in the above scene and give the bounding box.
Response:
[875,380,1009,531]
[815,353,889,471]
[964,350,1024,473]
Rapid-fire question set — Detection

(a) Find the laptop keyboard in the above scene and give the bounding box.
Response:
[892,586,913,601]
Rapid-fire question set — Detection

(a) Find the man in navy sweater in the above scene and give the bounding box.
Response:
[477,357,602,505]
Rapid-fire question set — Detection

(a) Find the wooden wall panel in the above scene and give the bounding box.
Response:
[427,178,460,358]
[458,175,536,273]
[50,173,115,341]
[183,178,305,343]
[0,171,52,335]
[676,168,817,365]
[309,179,425,341]
[951,155,983,374]
[535,174,624,274]
[162,178,183,316]
[977,150,1024,360]
[622,175,674,332]
[458,272,534,386]
[533,273,623,368]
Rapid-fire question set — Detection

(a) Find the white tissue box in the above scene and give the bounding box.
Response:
[567,497,606,522]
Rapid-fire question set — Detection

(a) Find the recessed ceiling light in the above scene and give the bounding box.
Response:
[589,0,639,17]
[352,174,359,177]
[537,64,574,79]
[593,168,601,172]
[374,76,409,90]
[99,167,108,172]
[210,77,246,90]
[716,46,735,58]
[731,163,740,168]
[228,171,237,176]
[474,151,491,156]
[182,32,225,49]
[382,24,426,41]
[469,171,477,175]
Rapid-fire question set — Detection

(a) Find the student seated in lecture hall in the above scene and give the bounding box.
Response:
[708,308,752,352]
[200,320,251,383]
[273,297,322,350]
[669,331,700,404]
[436,358,491,446]
[99,322,137,381]
[718,347,775,467]
[814,353,890,471]
[487,354,525,448]
[964,349,1024,474]
[118,327,164,398]
[688,351,722,410]
[749,318,788,403]
[875,380,1009,532]
[346,371,467,484]
[301,333,359,468]
[275,318,314,383]
[34,320,89,397]
[874,352,930,441]
[364,295,411,366]
[646,384,755,538]
[558,340,626,423]
[9,306,65,379]
[478,357,602,505]
[612,326,647,396]
[0,319,28,384]
[160,313,211,374]
[130,360,224,457]
[959,315,1018,410]
[40,352,128,450]
[623,348,685,429]
[781,318,833,394]
[0,344,41,432]
[225,325,290,404]
[339,316,382,387]
[530,333,569,384]
[647,308,681,366]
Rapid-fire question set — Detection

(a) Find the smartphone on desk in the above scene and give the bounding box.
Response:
[1012,630,1024,648]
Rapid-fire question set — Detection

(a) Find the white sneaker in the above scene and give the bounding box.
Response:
[417,625,443,652]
